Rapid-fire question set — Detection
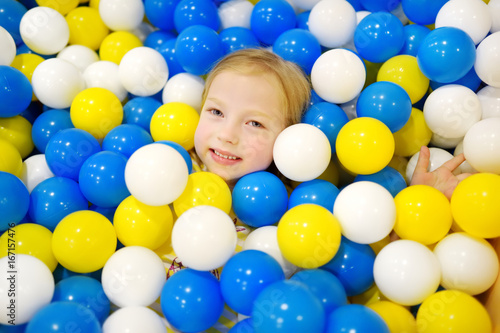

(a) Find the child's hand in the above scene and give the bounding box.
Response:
[410,146,473,200]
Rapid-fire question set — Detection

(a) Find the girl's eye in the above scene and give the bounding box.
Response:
[248,121,263,128]
[210,109,223,117]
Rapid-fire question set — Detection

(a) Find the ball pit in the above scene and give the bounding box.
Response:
[1,0,500,332]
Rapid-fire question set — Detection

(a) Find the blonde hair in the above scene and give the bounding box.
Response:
[202,48,311,126]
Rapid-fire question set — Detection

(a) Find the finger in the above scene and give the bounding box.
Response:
[413,146,430,175]
[456,172,472,182]
[441,153,466,172]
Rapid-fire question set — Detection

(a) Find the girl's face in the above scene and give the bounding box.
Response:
[194,71,286,185]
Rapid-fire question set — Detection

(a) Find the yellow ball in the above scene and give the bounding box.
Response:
[368,301,417,333]
[99,31,143,65]
[52,210,117,273]
[393,108,432,157]
[70,87,123,140]
[89,0,100,8]
[0,223,58,272]
[277,204,341,269]
[0,139,23,177]
[10,53,45,101]
[451,173,500,238]
[150,102,200,151]
[173,171,232,217]
[394,185,452,245]
[416,290,492,333]
[66,6,109,51]
[377,55,430,104]
[36,0,79,15]
[114,195,174,250]
[350,284,389,306]
[336,117,395,175]
[0,115,34,159]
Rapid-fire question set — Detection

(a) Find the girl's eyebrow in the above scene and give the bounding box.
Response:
[206,96,273,120]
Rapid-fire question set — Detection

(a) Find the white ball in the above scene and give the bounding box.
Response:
[308,0,357,48]
[119,46,169,97]
[32,58,85,109]
[99,0,145,31]
[311,48,366,104]
[430,132,463,149]
[103,306,167,333]
[475,31,500,88]
[243,225,297,278]
[463,117,500,174]
[373,240,441,306]
[56,45,99,73]
[0,254,54,325]
[218,0,254,30]
[490,0,500,33]
[101,246,166,308]
[333,181,396,244]
[290,0,321,10]
[125,143,189,206]
[19,6,69,55]
[0,26,16,66]
[130,21,156,43]
[273,123,331,182]
[435,0,491,45]
[84,60,128,102]
[434,232,499,295]
[454,140,477,174]
[406,147,457,183]
[172,205,237,271]
[21,154,55,193]
[423,84,482,139]
[162,73,205,112]
[477,85,500,119]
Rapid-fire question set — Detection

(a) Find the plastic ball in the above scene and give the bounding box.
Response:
[463,117,500,174]
[435,0,491,45]
[405,147,456,183]
[19,6,69,55]
[219,26,260,54]
[492,0,500,33]
[336,117,395,175]
[243,226,298,278]
[0,0,27,47]
[66,6,109,51]
[393,108,432,157]
[0,171,29,230]
[144,30,176,50]
[101,246,165,307]
[102,124,153,159]
[0,26,16,66]
[156,140,193,174]
[354,166,407,197]
[52,210,117,273]
[123,96,162,132]
[273,28,322,75]
[250,0,296,45]
[367,301,417,333]
[220,250,285,316]
[144,0,178,31]
[296,10,310,30]
[99,0,144,31]
[273,123,331,182]
[83,60,128,102]
[150,102,200,151]
[10,53,44,101]
[416,290,492,333]
[0,66,32,117]
[252,279,325,333]
[400,23,431,56]
[218,0,253,30]
[0,115,34,159]
[311,48,366,104]
[401,0,448,25]
[229,318,254,333]
[354,12,405,63]
[56,44,99,73]
[154,38,185,78]
[477,85,500,119]
[162,72,205,111]
[308,0,356,48]
[99,31,143,65]
[52,275,110,324]
[451,173,500,238]
[232,171,288,228]
[172,205,237,271]
[113,195,173,250]
[124,143,189,206]
[475,31,500,88]
[360,0,400,11]
[325,304,390,333]
[289,179,340,212]
[102,306,167,333]
[161,269,224,333]
[0,254,54,325]
[0,140,23,178]
[174,0,220,33]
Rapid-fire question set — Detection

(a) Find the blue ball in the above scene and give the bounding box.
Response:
[354,166,407,197]
[32,109,74,153]
[25,301,101,333]
[399,23,431,56]
[360,0,401,12]
[290,269,348,315]
[250,0,296,46]
[156,140,193,174]
[219,27,260,54]
[296,10,310,30]
[102,124,153,159]
[143,29,177,50]
[123,96,163,133]
[252,280,325,333]
[232,171,288,228]
[144,0,180,31]
[0,66,33,117]
[302,102,349,154]
[52,265,103,284]
[310,89,326,106]
[229,318,254,333]
[19,101,43,124]
[430,65,482,92]
[289,179,340,213]
[402,0,449,25]
[221,250,285,316]
[273,28,321,75]
[354,12,405,63]
[321,236,376,296]
[0,0,27,45]
[52,276,111,324]
[417,27,476,83]
[346,0,365,11]
[175,25,224,75]
[29,177,88,231]
[89,204,116,223]
[156,38,186,78]
[0,171,29,231]
[161,269,224,333]
[356,81,412,133]
[325,304,390,333]
[174,0,220,33]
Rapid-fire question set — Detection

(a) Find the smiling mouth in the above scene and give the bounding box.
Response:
[211,149,240,160]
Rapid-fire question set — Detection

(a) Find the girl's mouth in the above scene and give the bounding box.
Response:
[212,149,240,160]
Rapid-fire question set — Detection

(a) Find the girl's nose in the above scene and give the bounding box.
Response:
[217,121,239,144]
